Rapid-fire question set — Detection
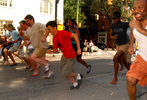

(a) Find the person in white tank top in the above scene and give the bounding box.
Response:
[126,0,147,100]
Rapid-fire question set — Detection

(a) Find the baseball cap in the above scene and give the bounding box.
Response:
[111,11,121,19]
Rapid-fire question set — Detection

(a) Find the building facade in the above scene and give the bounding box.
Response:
[0,0,63,34]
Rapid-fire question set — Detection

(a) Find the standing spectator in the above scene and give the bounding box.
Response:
[68,19,91,74]
[109,11,131,85]
[126,0,147,100]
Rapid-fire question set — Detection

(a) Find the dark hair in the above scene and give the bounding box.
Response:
[69,19,77,26]
[3,24,8,28]
[19,20,26,24]
[8,24,15,30]
[46,21,57,27]
[24,14,35,22]
[112,11,121,19]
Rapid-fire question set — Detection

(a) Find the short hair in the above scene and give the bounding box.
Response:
[69,19,77,26]
[3,24,8,28]
[112,11,121,19]
[24,14,34,22]
[8,24,15,30]
[19,20,26,24]
[46,21,57,27]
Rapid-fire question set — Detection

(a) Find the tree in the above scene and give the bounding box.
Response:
[88,0,134,22]
[64,0,87,27]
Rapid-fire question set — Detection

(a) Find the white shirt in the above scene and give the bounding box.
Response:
[133,27,147,61]
[23,31,33,49]
[26,23,49,48]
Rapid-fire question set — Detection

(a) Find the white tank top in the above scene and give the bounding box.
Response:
[133,27,147,61]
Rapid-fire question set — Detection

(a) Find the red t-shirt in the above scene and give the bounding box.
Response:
[53,30,76,58]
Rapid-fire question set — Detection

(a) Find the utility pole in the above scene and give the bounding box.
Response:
[55,0,59,23]
[76,0,80,23]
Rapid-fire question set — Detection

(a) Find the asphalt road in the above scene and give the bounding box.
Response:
[0,50,147,100]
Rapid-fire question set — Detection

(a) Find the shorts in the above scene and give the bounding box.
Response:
[26,48,34,57]
[8,45,18,53]
[8,45,24,58]
[116,43,131,63]
[126,55,147,87]
[4,43,13,50]
[33,48,47,58]
[60,56,76,77]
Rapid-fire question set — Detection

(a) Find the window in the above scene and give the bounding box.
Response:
[0,0,12,7]
[0,0,7,6]
[0,20,13,35]
[9,0,12,7]
[40,0,53,14]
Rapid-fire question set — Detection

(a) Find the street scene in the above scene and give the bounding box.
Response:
[0,50,147,100]
[0,0,147,100]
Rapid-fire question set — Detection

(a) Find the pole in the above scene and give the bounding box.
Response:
[76,0,79,23]
[55,0,59,23]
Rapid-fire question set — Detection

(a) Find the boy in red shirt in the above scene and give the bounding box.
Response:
[43,21,83,90]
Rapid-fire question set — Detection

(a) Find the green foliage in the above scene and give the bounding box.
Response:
[90,0,134,21]
[64,0,87,27]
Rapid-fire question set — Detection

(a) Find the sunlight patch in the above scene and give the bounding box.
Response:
[15,66,26,70]
[8,78,26,88]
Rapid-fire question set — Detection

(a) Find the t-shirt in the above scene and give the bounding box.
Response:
[23,31,33,49]
[3,30,11,39]
[10,30,20,47]
[53,30,76,58]
[26,23,49,48]
[133,27,147,61]
[110,22,129,45]
[71,26,79,45]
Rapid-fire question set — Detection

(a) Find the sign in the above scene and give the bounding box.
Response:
[57,24,63,30]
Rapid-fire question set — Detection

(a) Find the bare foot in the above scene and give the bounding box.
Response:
[3,61,9,65]
[110,79,117,85]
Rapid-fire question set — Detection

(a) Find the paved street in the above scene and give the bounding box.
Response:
[0,50,147,100]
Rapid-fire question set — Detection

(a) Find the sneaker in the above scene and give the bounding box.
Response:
[76,74,83,85]
[69,83,79,90]
[77,74,83,80]
[87,65,91,74]
[44,63,50,73]
[44,71,54,79]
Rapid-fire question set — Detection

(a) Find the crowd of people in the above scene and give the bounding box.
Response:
[0,0,147,99]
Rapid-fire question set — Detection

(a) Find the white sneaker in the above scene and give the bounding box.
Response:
[47,71,54,79]
[45,63,50,73]
[76,74,83,80]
